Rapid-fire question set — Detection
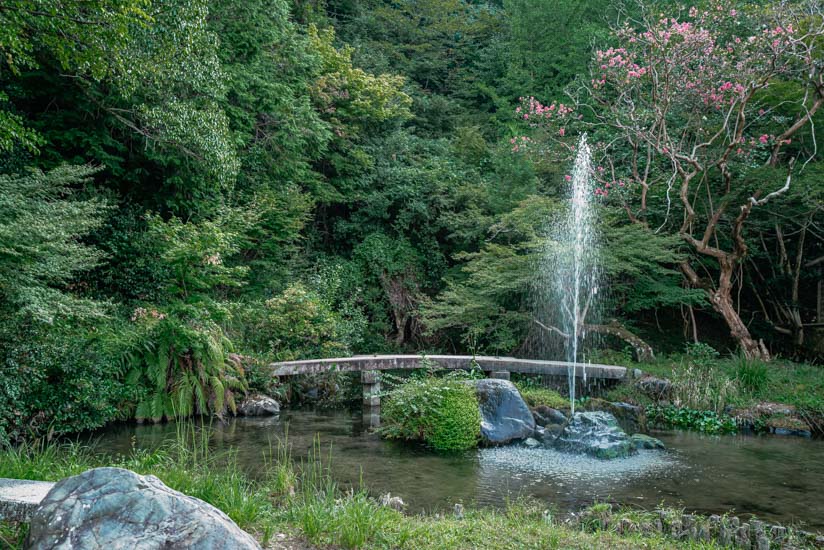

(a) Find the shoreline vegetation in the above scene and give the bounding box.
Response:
[2,427,820,550]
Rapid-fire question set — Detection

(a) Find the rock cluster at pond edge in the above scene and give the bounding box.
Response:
[555,411,635,459]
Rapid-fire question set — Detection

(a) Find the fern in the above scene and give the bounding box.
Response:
[124,306,248,422]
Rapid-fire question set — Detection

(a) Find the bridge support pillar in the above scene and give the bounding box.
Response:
[362,370,381,407]
[362,405,381,429]
[361,370,381,428]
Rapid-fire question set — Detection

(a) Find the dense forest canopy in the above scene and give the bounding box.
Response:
[0,0,821,442]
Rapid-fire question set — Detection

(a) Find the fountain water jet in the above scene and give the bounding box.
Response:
[535,134,600,414]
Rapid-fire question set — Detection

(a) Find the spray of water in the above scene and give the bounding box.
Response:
[533,134,600,414]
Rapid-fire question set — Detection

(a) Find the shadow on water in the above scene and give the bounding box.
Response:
[89,407,824,530]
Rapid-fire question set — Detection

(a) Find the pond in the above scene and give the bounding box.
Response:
[89,408,824,531]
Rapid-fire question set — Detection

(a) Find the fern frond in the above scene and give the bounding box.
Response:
[210,375,225,414]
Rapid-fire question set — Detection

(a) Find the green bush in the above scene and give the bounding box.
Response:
[231,284,355,361]
[379,376,480,451]
[0,320,135,445]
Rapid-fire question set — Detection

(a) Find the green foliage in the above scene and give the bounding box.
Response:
[0,0,150,151]
[235,283,356,361]
[309,24,412,136]
[646,405,737,435]
[123,305,247,422]
[0,320,135,445]
[684,342,721,365]
[503,0,620,99]
[146,211,250,298]
[515,381,569,409]
[380,375,480,451]
[0,165,109,323]
[735,355,770,395]
[424,197,701,353]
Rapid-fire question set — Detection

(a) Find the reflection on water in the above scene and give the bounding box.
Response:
[88,408,824,530]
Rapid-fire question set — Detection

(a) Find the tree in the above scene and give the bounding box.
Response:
[424,197,700,356]
[0,0,150,152]
[0,164,109,323]
[520,0,824,359]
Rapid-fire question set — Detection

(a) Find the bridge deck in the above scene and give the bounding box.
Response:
[270,355,627,379]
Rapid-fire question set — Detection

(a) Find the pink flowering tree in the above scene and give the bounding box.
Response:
[519,1,824,359]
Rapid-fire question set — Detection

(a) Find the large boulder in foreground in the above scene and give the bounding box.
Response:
[556,411,634,459]
[27,467,260,550]
[470,379,535,445]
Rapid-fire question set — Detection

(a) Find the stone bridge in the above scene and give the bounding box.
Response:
[269,354,631,409]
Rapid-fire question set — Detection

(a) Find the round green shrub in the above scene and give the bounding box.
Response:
[379,377,480,451]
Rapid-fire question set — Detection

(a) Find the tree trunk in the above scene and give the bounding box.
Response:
[584,321,655,362]
[533,319,656,362]
[708,286,770,360]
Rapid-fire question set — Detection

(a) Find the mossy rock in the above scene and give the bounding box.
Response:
[630,433,665,450]
[556,412,635,460]
[581,399,647,434]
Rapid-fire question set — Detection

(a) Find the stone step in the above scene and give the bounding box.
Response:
[0,479,55,522]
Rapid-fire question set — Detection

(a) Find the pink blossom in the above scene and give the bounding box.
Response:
[564,175,572,182]
[759,134,769,144]
[559,128,565,137]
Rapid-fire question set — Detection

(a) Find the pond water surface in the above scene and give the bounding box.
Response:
[90,408,824,531]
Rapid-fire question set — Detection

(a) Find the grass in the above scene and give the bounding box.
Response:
[600,352,824,413]
[514,382,570,410]
[0,427,733,550]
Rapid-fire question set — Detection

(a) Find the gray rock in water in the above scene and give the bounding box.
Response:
[556,411,634,459]
[238,393,280,416]
[523,437,540,448]
[630,433,665,450]
[608,402,647,433]
[26,467,260,550]
[533,425,554,445]
[532,405,567,427]
[471,379,535,445]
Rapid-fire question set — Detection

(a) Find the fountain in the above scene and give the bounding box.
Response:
[526,134,654,459]
[534,134,600,414]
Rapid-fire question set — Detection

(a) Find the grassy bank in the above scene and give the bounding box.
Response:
[0,428,731,550]
[621,355,822,411]
[589,350,824,434]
